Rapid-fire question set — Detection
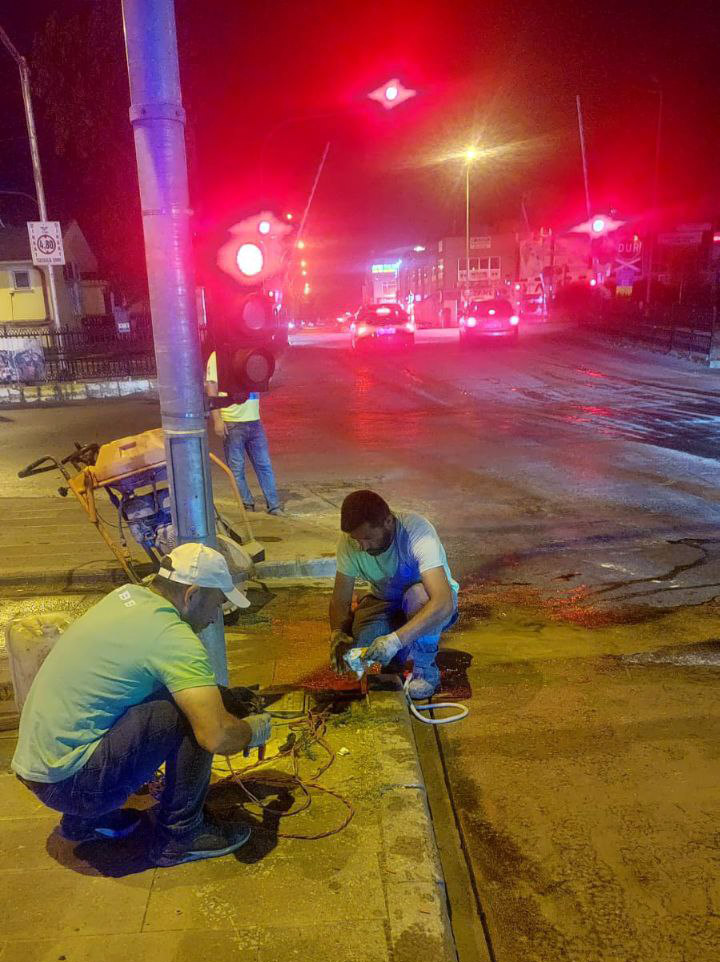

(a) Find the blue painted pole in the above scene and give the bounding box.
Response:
[121,0,227,683]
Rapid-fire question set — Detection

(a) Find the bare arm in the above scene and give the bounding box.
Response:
[172,685,252,755]
[395,566,454,645]
[329,571,356,634]
[205,378,226,438]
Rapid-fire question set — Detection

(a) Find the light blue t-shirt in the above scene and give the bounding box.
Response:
[336,511,459,602]
[12,585,216,783]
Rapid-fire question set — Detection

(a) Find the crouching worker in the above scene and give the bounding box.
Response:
[11,543,271,868]
[329,490,459,698]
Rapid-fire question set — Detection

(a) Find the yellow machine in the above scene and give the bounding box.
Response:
[19,428,263,585]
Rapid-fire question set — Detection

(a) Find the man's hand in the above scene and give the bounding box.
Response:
[364,631,401,666]
[330,628,354,674]
[243,712,272,748]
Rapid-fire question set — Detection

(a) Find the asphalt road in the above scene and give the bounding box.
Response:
[6,323,720,606]
[3,324,720,959]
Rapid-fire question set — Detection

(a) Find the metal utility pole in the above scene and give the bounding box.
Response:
[575,95,592,218]
[0,23,62,333]
[122,0,227,683]
[644,84,663,307]
[465,163,471,306]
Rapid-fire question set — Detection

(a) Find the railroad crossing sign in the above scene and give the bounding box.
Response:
[27,221,65,266]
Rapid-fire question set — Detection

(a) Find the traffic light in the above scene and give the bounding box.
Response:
[210,211,291,399]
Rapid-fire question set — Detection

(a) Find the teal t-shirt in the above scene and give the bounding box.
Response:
[12,585,217,783]
[336,511,459,602]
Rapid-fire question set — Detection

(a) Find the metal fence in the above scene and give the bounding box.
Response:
[0,316,157,384]
[587,301,719,360]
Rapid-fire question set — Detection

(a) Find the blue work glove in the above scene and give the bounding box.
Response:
[244,712,272,749]
[364,631,402,667]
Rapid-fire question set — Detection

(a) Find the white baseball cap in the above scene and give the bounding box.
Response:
[158,542,251,609]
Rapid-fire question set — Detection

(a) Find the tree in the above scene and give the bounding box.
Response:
[31,2,145,296]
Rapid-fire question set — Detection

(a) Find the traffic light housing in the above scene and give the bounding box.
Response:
[209,212,291,399]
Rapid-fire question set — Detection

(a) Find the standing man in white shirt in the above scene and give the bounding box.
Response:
[206,350,282,515]
[328,489,459,698]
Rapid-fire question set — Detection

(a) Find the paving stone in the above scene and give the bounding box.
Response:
[256,921,390,962]
[144,846,386,931]
[379,787,443,883]
[0,773,45,817]
[0,930,259,962]
[1,867,153,938]
[385,880,457,962]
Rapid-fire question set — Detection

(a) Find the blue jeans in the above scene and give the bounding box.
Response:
[18,692,212,836]
[351,584,459,670]
[223,420,279,511]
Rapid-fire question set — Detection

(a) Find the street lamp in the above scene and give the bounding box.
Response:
[464,148,479,305]
[0,23,62,332]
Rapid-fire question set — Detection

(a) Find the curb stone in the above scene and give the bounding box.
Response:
[368,685,458,962]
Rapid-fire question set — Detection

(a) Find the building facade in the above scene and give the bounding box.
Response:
[0,221,108,328]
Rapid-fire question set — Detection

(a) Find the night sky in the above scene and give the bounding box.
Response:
[1,0,718,309]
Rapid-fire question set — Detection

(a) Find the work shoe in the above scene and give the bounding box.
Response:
[406,665,441,700]
[151,815,252,867]
[268,506,284,516]
[60,808,142,842]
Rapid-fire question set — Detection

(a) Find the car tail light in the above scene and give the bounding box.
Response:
[405,321,415,332]
[488,308,496,315]
[510,315,519,326]
[466,317,477,328]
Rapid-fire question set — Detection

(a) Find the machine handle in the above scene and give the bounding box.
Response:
[18,456,59,479]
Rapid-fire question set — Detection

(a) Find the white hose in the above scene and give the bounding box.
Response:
[403,677,469,725]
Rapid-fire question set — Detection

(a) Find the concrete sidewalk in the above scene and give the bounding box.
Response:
[0,587,458,962]
[0,492,338,591]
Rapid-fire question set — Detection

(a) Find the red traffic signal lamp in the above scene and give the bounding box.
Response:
[217,210,291,286]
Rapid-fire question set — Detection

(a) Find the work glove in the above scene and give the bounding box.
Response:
[330,628,355,674]
[364,631,402,667]
[243,712,272,749]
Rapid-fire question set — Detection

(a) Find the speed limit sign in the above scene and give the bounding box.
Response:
[27,221,65,266]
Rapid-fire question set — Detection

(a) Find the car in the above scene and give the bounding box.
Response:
[458,298,519,345]
[350,303,415,350]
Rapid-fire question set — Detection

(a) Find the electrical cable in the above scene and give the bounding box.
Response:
[403,676,469,725]
[217,706,355,840]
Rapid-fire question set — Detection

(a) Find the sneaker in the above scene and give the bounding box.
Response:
[406,665,441,700]
[60,808,142,842]
[151,815,252,867]
[268,506,284,516]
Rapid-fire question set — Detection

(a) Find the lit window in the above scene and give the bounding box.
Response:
[12,270,31,290]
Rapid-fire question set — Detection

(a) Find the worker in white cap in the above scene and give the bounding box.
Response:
[12,542,270,867]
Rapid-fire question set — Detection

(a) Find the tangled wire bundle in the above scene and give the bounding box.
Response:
[216,707,355,840]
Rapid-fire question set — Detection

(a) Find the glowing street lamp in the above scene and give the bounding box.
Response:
[368,77,417,110]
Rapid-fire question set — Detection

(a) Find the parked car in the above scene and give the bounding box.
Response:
[458,298,519,345]
[350,303,415,350]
